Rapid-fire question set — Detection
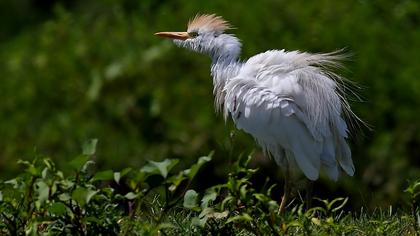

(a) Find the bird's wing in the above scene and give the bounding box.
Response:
[224,50,354,180]
[242,50,350,137]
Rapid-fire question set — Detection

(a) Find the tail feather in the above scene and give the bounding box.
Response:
[337,137,354,176]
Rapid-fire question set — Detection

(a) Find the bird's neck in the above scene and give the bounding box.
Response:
[210,55,242,113]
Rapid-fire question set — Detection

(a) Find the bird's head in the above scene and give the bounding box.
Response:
[155,14,241,61]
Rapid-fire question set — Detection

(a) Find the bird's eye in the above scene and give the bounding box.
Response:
[188,31,199,38]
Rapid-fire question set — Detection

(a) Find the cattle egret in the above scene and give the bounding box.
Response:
[155,14,361,213]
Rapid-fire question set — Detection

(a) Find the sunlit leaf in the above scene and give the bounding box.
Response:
[206,209,228,219]
[183,189,199,209]
[240,184,248,199]
[331,197,348,213]
[114,172,121,184]
[35,181,49,204]
[58,193,71,202]
[167,172,187,192]
[59,179,75,190]
[226,213,252,223]
[201,190,217,208]
[41,167,48,179]
[82,139,98,155]
[141,159,179,179]
[114,167,132,184]
[311,217,321,225]
[124,192,139,200]
[4,179,19,190]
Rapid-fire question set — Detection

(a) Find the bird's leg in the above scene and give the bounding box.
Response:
[305,180,314,210]
[278,165,290,214]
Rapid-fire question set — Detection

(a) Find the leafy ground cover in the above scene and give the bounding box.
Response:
[0,140,418,235]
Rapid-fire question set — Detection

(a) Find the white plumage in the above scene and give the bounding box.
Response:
[155,14,358,185]
[224,50,354,181]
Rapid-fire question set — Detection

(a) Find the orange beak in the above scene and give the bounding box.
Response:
[154,31,190,41]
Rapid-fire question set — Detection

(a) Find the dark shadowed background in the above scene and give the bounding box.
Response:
[0,0,419,209]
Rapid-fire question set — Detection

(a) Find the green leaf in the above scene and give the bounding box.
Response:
[35,181,49,204]
[141,159,179,179]
[58,193,71,201]
[72,187,98,206]
[306,206,327,215]
[18,160,38,176]
[56,171,64,179]
[207,210,229,220]
[69,155,90,171]
[268,200,279,212]
[191,216,207,228]
[240,184,248,199]
[237,152,253,169]
[92,170,114,182]
[41,167,48,179]
[25,222,38,236]
[167,172,187,192]
[4,179,19,188]
[226,213,252,223]
[85,189,98,204]
[59,179,75,190]
[198,207,214,218]
[183,189,199,209]
[81,160,96,173]
[199,207,229,221]
[405,180,420,194]
[331,197,348,213]
[82,139,98,155]
[311,217,321,225]
[43,158,55,170]
[114,168,132,184]
[254,193,269,202]
[48,202,68,215]
[124,192,139,200]
[183,154,212,180]
[114,172,121,184]
[121,167,132,177]
[201,190,217,208]
[71,187,86,205]
[0,191,3,201]
[221,196,234,210]
[266,183,277,196]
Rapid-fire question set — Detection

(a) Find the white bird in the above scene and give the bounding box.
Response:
[155,14,360,213]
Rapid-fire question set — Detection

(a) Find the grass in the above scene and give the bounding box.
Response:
[0,140,419,235]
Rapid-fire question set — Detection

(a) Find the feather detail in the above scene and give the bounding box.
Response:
[188,14,232,33]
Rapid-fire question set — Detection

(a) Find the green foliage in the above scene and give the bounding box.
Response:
[405,179,420,234]
[0,142,212,235]
[0,0,419,211]
[0,142,122,235]
[0,146,418,235]
[182,155,419,235]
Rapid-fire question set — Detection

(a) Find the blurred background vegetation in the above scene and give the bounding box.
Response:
[0,0,419,210]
